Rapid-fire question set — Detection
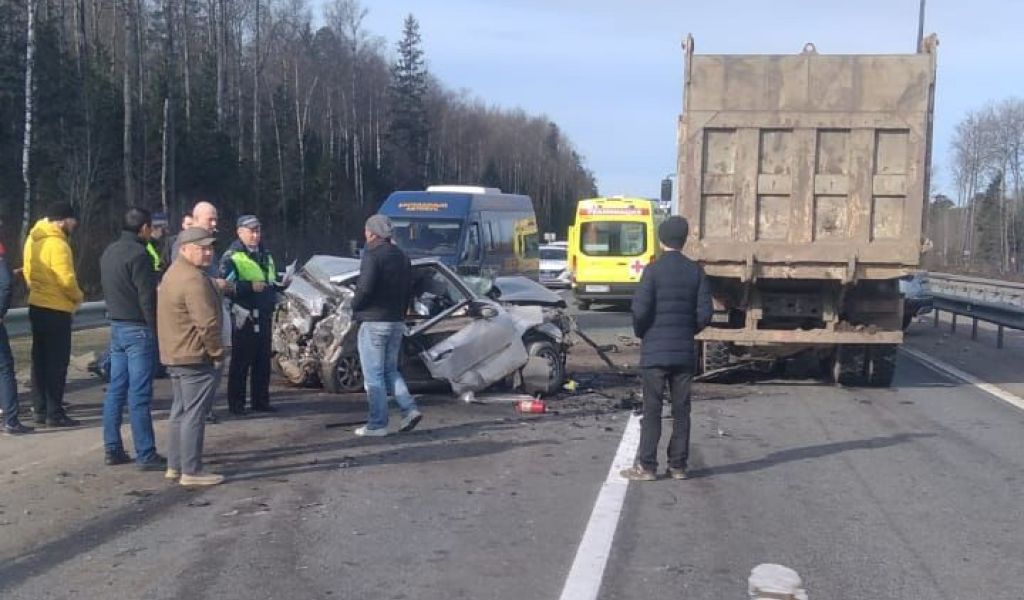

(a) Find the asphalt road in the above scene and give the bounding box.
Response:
[1,307,1023,599]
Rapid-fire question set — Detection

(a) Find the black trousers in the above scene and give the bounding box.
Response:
[228,318,271,411]
[637,365,693,471]
[29,306,73,421]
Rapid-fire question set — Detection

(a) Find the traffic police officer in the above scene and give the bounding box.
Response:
[220,215,277,414]
[145,212,169,274]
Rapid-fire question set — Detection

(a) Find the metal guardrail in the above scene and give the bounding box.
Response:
[4,301,109,338]
[923,273,1024,348]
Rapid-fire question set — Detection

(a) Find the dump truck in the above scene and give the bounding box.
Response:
[676,34,938,386]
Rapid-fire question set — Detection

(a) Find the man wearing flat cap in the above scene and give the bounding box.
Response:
[220,215,278,415]
[621,215,712,482]
[158,227,225,486]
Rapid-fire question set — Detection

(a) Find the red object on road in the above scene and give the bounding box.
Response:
[516,399,547,414]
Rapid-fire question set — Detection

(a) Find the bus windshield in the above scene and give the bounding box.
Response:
[390,219,464,255]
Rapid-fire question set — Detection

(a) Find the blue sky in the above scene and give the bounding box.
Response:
[333,1,1023,199]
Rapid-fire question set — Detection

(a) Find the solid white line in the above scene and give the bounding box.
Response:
[900,345,1024,412]
[558,412,642,600]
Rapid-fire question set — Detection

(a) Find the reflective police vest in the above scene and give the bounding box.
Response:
[228,249,275,283]
[145,242,162,272]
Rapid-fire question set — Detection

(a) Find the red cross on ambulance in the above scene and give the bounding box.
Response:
[630,259,645,277]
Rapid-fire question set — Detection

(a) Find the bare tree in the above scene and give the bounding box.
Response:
[21,0,37,243]
[122,0,137,207]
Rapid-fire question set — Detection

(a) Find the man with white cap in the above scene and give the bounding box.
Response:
[220,214,278,415]
[351,214,422,436]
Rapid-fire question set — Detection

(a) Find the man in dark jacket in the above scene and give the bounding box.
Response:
[351,214,422,437]
[621,216,712,481]
[100,207,166,470]
[0,225,32,435]
[221,215,277,415]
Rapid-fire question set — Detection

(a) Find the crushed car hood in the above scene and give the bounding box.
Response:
[490,277,567,307]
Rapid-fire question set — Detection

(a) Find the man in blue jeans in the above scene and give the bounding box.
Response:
[0,227,32,435]
[100,207,166,470]
[351,214,422,437]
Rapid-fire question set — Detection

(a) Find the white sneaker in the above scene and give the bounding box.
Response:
[354,425,388,437]
[399,409,423,433]
[179,472,224,486]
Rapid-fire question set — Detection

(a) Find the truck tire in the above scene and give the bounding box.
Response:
[701,341,731,373]
[321,353,364,394]
[832,345,868,387]
[866,345,898,388]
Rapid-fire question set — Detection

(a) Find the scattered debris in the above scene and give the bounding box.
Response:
[187,499,211,507]
[515,399,547,414]
[125,490,157,498]
[573,326,617,369]
[617,335,640,347]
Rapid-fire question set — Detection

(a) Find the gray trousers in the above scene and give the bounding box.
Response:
[167,364,217,475]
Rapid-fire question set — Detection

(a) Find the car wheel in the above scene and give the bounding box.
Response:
[577,299,591,311]
[322,353,364,394]
[522,340,566,397]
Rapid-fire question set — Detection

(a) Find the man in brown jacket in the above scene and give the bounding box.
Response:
[158,227,225,486]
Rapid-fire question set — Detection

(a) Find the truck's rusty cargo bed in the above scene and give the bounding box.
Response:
[677,36,937,283]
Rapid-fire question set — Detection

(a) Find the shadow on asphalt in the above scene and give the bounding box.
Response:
[222,437,560,483]
[686,432,937,479]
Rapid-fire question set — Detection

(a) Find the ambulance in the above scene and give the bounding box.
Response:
[567,197,663,310]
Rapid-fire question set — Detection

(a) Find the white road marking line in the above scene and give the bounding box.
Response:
[900,345,1024,412]
[559,412,642,600]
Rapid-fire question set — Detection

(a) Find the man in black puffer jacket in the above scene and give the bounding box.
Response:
[621,216,712,481]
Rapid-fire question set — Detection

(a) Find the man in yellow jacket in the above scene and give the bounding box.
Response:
[23,202,84,427]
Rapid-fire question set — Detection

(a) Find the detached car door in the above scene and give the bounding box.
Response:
[405,265,529,394]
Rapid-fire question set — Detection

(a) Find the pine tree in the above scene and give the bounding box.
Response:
[387,14,429,190]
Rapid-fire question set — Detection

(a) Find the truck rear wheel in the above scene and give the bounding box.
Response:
[832,345,868,387]
[866,345,898,387]
[701,341,731,373]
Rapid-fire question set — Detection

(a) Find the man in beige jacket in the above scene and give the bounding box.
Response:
[158,227,225,486]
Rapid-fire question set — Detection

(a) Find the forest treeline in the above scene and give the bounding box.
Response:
[0,0,597,292]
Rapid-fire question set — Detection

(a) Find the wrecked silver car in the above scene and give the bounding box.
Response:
[272,256,573,397]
